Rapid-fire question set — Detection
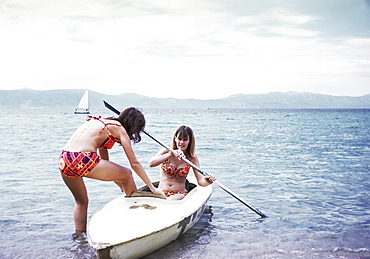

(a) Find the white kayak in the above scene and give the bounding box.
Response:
[87,178,212,259]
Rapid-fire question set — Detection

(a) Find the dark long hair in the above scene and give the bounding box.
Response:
[171,125,196,158]
[109,107,145,143]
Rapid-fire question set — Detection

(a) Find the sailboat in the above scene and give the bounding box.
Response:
[74,90,90,114]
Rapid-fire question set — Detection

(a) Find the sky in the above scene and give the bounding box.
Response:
[1,0,370,99]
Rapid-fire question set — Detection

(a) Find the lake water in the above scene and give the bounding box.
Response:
[1,108,369,258]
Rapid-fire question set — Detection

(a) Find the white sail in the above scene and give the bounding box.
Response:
[78,90,89,109]
[74,90,90,114]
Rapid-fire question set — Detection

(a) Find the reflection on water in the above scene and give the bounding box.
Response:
[69,232,97,259]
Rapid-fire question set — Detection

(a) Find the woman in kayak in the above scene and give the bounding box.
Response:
[59,107,163,236]
[148,125,216,200]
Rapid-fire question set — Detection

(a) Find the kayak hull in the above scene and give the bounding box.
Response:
[88,179,212,259]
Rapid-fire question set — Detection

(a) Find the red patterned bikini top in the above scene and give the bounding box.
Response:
[87,116,122,149]
[161,159,192,178]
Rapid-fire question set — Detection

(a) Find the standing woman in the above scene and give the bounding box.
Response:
[59,107,162,236]
[148,125,216,200]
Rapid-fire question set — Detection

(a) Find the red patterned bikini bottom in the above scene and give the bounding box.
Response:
[59,150,101,178]
[162,190,188,197]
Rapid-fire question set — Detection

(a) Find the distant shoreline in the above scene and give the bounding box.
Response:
[1,107,370,115]
[1,89,369,109]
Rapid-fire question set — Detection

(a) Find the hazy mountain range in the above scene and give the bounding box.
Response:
[1,88,369,111]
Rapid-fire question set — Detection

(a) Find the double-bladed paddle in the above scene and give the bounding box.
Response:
[103,100,267,218]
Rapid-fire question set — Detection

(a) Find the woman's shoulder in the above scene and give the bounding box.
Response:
[102,117,120,124]
[189,154,199,162]
[157,148,170,155]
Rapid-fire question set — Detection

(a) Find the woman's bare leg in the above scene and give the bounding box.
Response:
[114,181,125,192]
[61,160,137,233]
[61,175,89,233]
[86,159,137,196]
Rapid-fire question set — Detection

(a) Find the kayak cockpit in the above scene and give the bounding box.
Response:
[130,181,196,199]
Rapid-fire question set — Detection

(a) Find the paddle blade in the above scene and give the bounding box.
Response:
[103,100,120,115]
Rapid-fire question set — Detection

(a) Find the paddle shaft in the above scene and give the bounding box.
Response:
[144,130,267,217]
[103,101,267,218]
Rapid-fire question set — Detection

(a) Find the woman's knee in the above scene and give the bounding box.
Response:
[75,196,89,206]
[120,168,134,182]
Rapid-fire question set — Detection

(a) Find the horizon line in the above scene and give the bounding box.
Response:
[3,87,369,100]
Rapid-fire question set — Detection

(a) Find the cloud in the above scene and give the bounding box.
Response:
[0,0,369,98]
